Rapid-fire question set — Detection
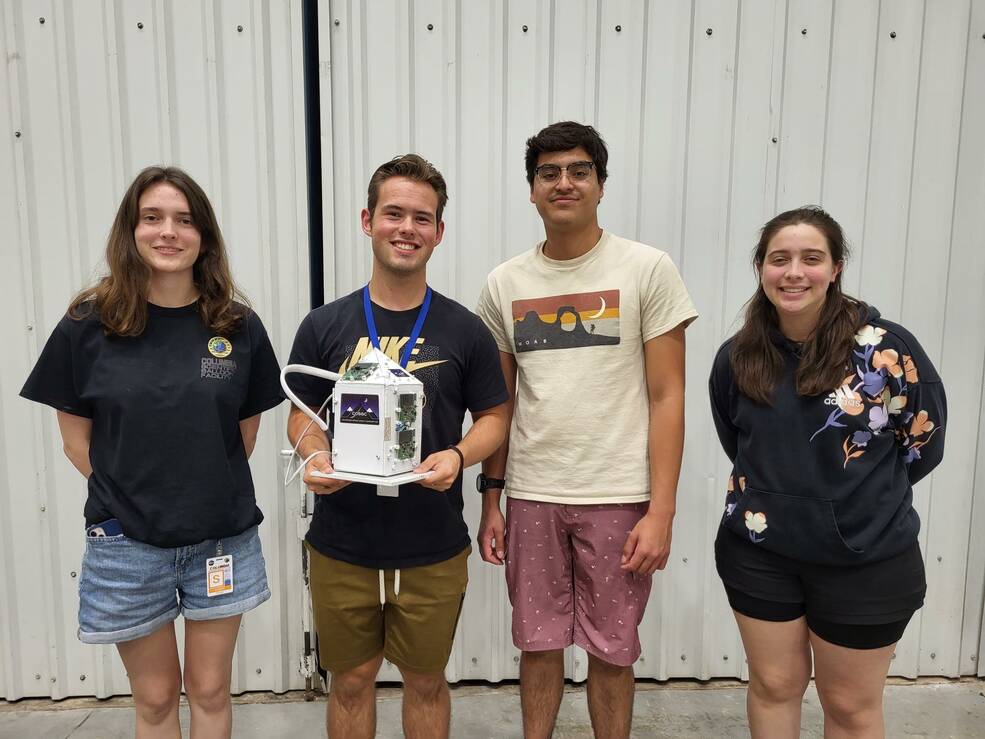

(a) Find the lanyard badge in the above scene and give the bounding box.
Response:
[206,539,234,597]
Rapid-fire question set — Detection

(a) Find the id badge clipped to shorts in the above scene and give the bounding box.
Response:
[206,539,234,598]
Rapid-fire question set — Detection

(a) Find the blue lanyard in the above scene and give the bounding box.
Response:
[362,285,433,369]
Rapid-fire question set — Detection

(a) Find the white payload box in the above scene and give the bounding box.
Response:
[329,350,425,476]
[281,349,427,481]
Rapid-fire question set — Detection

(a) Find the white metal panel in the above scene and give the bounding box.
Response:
[926,0,985,679]
[902,0,973,679]
[963,4,985,679]
[774,0,832,210]
[3,0,984,701]
[0,0,310,698]
[322,0,985,685]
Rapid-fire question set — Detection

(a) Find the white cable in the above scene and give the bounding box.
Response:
[283,393,332,486]
[280,364,341,430]
[281,364,340,486]
[378,569,386,606]
[394,569,400,599]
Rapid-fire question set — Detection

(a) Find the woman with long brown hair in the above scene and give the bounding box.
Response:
[21,166,283,738]
[709,206,946,738]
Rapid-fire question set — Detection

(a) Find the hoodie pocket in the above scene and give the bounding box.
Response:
[723,486,863,565]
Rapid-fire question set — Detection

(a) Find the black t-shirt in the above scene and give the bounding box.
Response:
[288,288,508,569]
[20,302,284,547]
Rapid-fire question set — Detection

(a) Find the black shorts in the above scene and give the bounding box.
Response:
[715,527,926,650]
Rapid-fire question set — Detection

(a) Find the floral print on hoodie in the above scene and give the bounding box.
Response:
[811,325,940,470]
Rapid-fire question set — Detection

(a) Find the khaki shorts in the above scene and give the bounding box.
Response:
[306,543,469,675]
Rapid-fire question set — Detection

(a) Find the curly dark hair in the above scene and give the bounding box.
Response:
[524,121,609,186]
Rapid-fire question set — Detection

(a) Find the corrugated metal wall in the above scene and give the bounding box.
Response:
[0,0,311,699]
[1,0,983,701]
[323,0,985,684]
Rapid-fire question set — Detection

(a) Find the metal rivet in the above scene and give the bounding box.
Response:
[937,555,942,562]
[971,655,977,662]
[574,659,580,667]
[471,657,478,665]
[930,652,936,659]
[771,136,778,143]
[615,25,622,32]
[680,654,687,661]
[27,324,33,330]
[256,667,262,674]
[39,17,45,24]
[14,131,21,138]
[682,557,688,563]
[79,674,86,681]
[137,22,144,30]
[801,28,807,35]
[522,25,528,33]
[639,657,645,663]
[723,655,729,661]
[706,28,713,36]
[890,31,897,38]
[427,23,434,31]
[34,674,41,680]
[70,571,77,578]
[50,677,56,683]
[513,656,519,664]
[40,505,46,512]
[237,25,243,33]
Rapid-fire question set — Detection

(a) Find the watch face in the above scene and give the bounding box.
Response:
[476,474,486,492]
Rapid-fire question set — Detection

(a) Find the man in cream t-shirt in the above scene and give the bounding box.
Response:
[476,121,697,739]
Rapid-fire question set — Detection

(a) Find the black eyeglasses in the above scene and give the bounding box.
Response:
[534,161,595,184]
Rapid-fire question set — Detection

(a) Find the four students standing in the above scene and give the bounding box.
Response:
[21,128,945,738]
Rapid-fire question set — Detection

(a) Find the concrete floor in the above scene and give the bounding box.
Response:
[1,679,982,738]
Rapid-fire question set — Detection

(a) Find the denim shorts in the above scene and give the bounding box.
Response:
[78,524,270,644]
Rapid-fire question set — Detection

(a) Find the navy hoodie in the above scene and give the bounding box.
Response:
[709,306,946,566]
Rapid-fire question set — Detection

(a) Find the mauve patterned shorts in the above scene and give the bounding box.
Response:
[505,498,652,667]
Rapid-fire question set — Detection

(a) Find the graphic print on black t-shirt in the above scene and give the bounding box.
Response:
[512,289,620,352]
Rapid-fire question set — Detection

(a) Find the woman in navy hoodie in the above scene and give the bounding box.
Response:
[709,206,946,738]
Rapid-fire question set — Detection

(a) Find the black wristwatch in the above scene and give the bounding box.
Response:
[476,473,506,493]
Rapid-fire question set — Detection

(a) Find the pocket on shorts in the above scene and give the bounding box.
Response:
[723,486,863,565]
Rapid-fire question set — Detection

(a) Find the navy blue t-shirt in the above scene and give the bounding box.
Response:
[20,302,284,547]
[288,288,508,569]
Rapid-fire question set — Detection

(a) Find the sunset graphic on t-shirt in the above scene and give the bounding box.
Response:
[511,290,620,352]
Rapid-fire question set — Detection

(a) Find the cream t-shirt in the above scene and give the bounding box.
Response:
[476,231,698,504]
